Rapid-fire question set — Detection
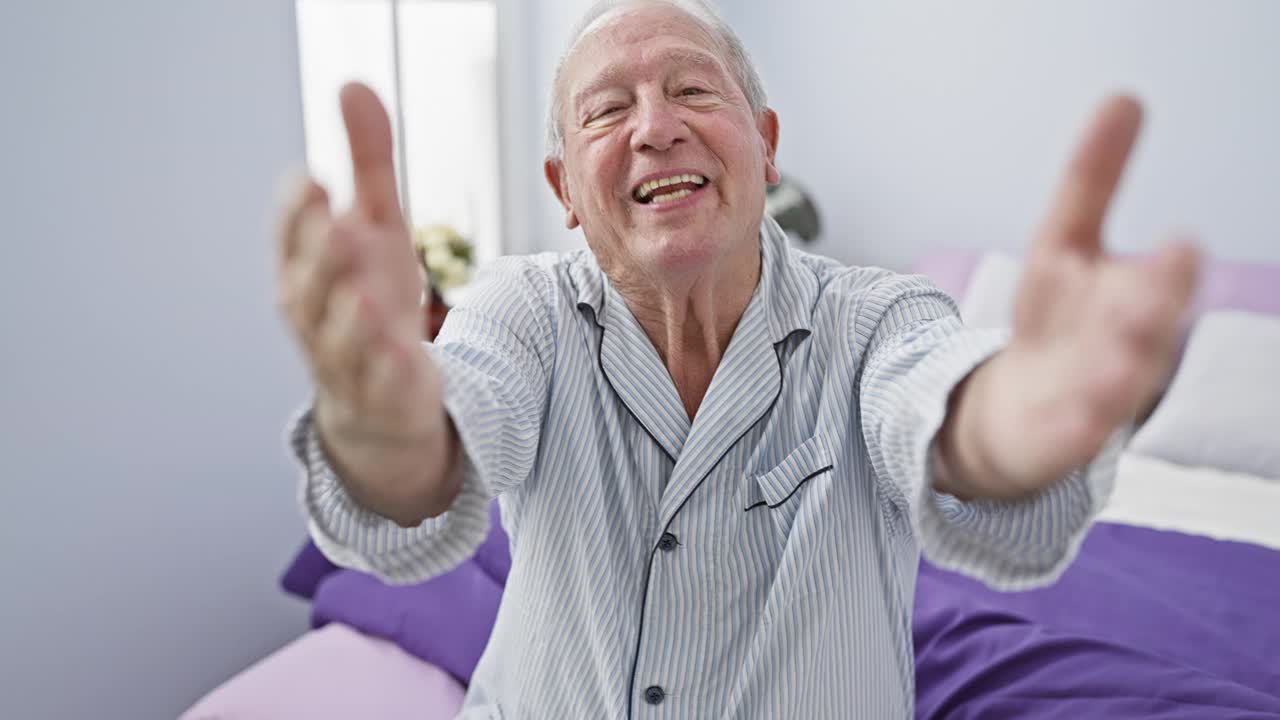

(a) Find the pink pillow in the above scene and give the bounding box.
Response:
[909,248,981,300]
[181,624,465,720]
[912,250,1280,321]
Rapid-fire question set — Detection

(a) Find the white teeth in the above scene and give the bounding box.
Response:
[650,188,693,204]
[636,174,707,200]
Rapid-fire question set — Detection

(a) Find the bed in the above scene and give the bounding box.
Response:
[182,251,1280,719]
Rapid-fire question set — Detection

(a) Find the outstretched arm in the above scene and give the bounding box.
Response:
[934,95,1200,501]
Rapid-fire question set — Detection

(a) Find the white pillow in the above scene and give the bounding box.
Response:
[959,251,1021,330]
[1130,310,1280,480]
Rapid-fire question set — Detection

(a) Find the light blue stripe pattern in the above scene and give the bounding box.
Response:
[288,217,1123,718]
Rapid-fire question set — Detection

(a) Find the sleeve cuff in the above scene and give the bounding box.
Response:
[864,321,1009,534]
[884,327,1127,590]
[865,318,1127,590]
[915,425,1128,590]
[285,345,502,585]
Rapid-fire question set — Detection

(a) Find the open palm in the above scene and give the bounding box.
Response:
[970,96,1200,495]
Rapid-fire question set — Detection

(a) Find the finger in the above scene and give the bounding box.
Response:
[277,176,331,267]
[1118,238,1202,344]
[1094,240,1200,408]
[272,165,310,243]
[1042,94,1144,255]
[291,213,360,340]
[340,82,403,225]
[1110,242,1197,338]
[314,282,381,402]
[277,196,333,337]
[1146,238,1202,314]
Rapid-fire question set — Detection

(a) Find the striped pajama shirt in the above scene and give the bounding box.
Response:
[290,216,1123,718]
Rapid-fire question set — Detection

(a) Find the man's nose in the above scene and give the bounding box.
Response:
[630,99,689,153]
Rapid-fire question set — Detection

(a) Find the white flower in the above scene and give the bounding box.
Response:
[426,244,453,271]
[412,223,474,290]
[435,255,468,289]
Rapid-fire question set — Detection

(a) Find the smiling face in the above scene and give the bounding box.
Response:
[544,2,780,284]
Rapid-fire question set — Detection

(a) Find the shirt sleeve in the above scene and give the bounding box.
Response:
[855,273,1126,591]
[286,256,557,585]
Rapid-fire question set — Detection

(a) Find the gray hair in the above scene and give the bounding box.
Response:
[544,0,768,160]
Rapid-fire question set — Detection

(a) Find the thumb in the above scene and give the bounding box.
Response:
[340,81,404,225]
[1148,237,1202,313]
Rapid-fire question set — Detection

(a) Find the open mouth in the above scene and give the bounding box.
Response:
[632,173,708,205]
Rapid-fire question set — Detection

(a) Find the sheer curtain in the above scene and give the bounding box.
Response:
[295,0,502,280]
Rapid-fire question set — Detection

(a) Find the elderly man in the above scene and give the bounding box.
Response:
[276,0,1199,716]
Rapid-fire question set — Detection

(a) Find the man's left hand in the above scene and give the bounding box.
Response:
[935,95,1201,500]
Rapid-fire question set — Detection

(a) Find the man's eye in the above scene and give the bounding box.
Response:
[680,87,707,96]
[590,106,623,122]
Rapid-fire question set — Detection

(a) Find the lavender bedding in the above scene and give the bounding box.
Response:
[915,523,1280,718]
[283,505,1280,717]
[282,503,509,685]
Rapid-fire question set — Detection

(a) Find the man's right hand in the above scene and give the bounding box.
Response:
[275,82,459,526]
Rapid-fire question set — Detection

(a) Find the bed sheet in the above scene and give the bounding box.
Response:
[1100,451,1280,550]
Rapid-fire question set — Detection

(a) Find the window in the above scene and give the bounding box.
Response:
[295,0,502,280]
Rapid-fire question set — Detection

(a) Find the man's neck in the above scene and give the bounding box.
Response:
[612,244,761,421]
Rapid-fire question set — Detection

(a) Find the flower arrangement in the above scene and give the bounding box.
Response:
[412,223,474,291]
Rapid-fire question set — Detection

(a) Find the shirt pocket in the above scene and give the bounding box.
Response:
[740,433,835,542]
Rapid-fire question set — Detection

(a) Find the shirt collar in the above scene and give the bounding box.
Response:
[757,214,816,343]
[573,214,816,344]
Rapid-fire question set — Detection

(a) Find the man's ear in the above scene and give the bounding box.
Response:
[758,108,781,185]
[543,158,580,229]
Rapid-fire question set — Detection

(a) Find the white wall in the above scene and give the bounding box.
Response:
[719,1,1280,270]
[501,0,599,256]
[0,2,311,718]
[0,2,615,716]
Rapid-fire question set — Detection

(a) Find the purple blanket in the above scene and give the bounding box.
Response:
[284,514,1280,716]
[915,523,1280,719]
[281,504,511,683]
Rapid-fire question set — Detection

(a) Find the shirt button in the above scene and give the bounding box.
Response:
[657,532,678,552]
[644,685,665,705]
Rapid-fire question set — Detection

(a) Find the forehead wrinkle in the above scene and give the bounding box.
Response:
[570,46,728,111]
